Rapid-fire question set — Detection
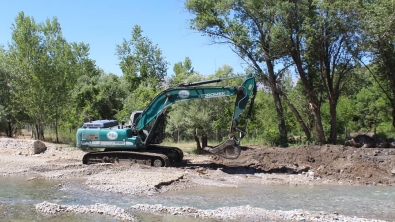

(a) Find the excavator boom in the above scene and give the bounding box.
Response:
[134,75,256,159]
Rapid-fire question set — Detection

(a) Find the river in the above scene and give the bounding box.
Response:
[0,176,394,221]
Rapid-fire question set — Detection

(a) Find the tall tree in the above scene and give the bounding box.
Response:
[115,25,169,122]
[116,25,168,90]
[308,0,359,143]
[185,0,290,146]
[358,0,395,129]
[9,12,47,140]
[9,12,96,141]
[275,0,325,144]
[275,0,359,144]
[0,47,20,137]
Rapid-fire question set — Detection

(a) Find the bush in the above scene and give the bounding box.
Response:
[262,129,282,146]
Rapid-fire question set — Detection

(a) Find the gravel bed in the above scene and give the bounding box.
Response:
[35,201,136,221]
[130,204,386,222]
[35,201,385,222]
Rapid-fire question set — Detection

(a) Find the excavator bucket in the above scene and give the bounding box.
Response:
[203,138,241,159]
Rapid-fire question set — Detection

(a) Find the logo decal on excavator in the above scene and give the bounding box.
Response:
[107,131,118,140]
[178,90,190,99]
[199,92,226,98]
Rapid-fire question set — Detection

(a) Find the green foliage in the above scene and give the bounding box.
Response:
[357,0,395,128]
[261,129,281,146]
[119,86,160,121]
[71,72,126,122]
[116,25,168,90]
[6,12,96,141]
[170,57,194,87]
[186,0,290,146]
[355,85,390,132]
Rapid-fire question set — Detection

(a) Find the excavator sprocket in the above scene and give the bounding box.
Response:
[203,138,241,159]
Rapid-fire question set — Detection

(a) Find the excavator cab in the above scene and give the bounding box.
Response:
[129,111,143,126]
[130,110,165,145]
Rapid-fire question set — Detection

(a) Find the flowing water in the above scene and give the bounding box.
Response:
[0,176,394,221]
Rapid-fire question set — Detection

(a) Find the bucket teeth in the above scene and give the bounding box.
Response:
[203,138,241,159]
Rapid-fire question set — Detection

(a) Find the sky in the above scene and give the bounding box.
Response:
[0,0,247,76]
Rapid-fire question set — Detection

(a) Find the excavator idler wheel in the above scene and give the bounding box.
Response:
[152,158,164,167]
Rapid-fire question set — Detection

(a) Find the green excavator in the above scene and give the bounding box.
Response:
[76,75,257,167]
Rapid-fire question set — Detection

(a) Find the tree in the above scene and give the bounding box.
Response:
[166,57,197,143]
[40,18,95,142]
[0,47,20,137]
[8,12,97,141]
[355,85,389,134]
[9,12,47,140]
[358,0,395,129]
[116,25,168,90]
[169,57,195,87]
[307,0,359,143]
[71,71,125,122]
[185,0,289,146]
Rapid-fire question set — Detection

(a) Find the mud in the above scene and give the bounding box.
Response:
[211,145,395,186]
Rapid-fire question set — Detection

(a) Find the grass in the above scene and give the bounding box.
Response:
[161,141,202,154]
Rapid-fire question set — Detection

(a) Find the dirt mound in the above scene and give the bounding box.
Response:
[211,145,395,185]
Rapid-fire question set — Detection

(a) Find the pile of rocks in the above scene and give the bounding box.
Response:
[130,204,385,221]
[35,201,136,221]
[35,202,384,222]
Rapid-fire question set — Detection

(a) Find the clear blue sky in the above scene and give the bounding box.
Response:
[0,0,247,76]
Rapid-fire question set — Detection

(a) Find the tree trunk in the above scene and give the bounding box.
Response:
[291,50,326,144]
[177,127,180,143]
[35,124,39,140]
[202,134,208,148]
[266,60,288,147]
[281,93,311,141]
[312,106,325,144]
[6,121,12,137]
[329,101,337,144]
[194,128,202,151]
[271,91,287,146]
[55,105,59,143]
[35,123,45,141]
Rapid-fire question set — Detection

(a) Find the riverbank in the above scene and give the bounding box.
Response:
[0,137,394,221]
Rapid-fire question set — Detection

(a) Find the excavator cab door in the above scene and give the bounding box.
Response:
[129,111,143,126]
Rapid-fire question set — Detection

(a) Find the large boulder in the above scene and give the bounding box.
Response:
[32,140,47,154]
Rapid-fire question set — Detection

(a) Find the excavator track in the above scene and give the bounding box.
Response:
[82,146,183,167]
[146,145,184,165]
[82,151,170,167]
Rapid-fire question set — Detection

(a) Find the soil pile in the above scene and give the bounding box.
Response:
[212,144,395,185]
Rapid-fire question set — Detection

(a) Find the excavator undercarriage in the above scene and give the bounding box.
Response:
[82,146,184,167]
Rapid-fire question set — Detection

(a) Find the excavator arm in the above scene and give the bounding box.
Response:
[134,75,257,159]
